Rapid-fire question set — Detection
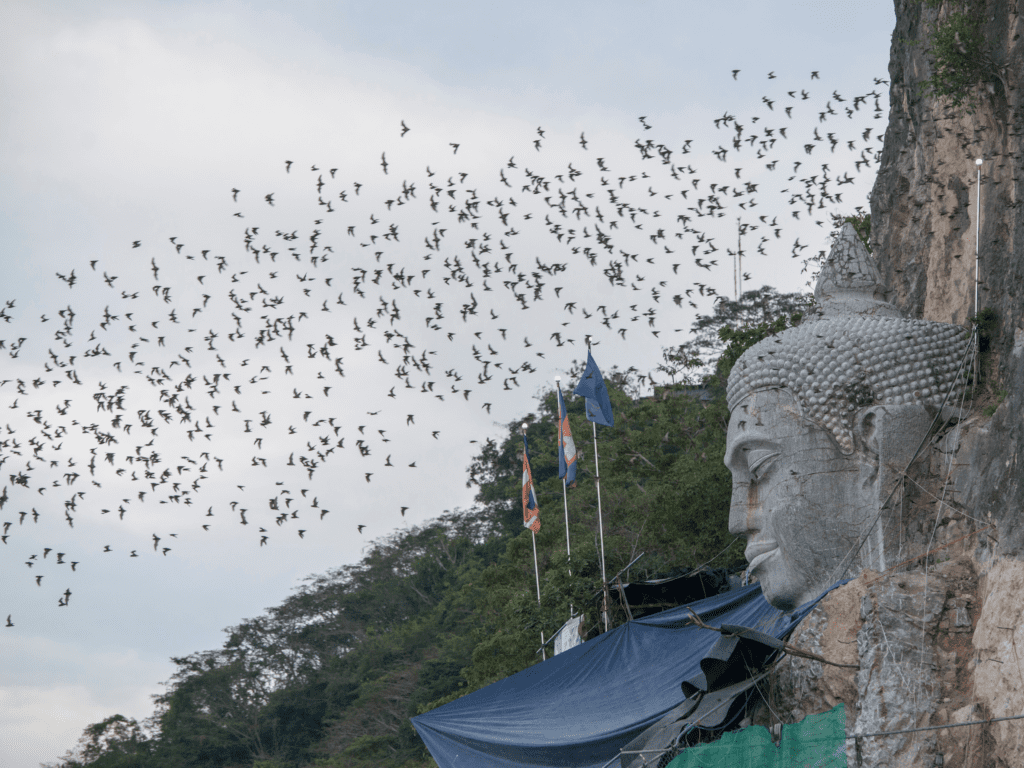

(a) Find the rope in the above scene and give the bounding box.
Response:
[848,711,1024,740]
[829,332,977,586]
[900,472,990,525]
[607,711,1024,767]
[861,523,996,586]
[690,535,741,572]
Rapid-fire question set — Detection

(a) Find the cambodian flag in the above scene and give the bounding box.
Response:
[557,388,577,488]
[522,434,540,533]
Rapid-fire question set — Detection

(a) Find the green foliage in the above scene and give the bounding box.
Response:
[830,212,871,253]
[57,715,153,768]
[983,389,1007,418]
[794,210,873,286]
[658,286,812,380]
[970,306,998,352]
[968,306,999,392]
[920,6,999,110]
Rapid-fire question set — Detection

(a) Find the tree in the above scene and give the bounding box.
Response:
[57,715,152,768]
[657,286,812,382]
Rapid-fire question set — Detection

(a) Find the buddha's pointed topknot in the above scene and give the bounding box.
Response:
[814,223,901,318]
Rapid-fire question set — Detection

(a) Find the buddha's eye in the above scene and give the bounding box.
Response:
[747,449,779,481]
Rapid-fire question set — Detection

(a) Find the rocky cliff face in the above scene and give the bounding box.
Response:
[871,0,1024,549]
[763,2,1024,766]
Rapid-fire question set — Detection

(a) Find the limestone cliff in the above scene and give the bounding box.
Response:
[871,0,1023,543]
[760,2,1024,766]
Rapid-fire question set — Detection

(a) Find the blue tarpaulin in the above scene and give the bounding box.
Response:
[412,584,830,768]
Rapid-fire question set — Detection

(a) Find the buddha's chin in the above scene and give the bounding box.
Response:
[756,565,816,613]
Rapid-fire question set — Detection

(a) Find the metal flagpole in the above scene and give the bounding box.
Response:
[561,475,572,573]
[554,377,575,620]
[733,217,738,301]
[738,219,743,297]
[522,422,547,661]
[975,158,982,318]
[554,379,573,572]
[561,472,574,620]
[564,476,576,624]
[585,337,609,632]
[532,529,546,661]
[974,157,983,386]
[593,419,608,632]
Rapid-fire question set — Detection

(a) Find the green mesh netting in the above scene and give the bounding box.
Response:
[665,704,846,768]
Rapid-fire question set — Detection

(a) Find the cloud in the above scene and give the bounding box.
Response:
[0,633,169,767]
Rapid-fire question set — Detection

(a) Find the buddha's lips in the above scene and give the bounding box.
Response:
[745,541,778,571]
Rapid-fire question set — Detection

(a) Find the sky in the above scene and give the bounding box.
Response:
[0,1,895,765]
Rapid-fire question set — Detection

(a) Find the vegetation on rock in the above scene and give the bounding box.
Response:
[920,2,1006,111]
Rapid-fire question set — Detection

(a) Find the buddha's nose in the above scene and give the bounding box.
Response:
[728,480,759,537]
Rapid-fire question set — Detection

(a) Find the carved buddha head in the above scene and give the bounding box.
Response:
[724,224,970,610]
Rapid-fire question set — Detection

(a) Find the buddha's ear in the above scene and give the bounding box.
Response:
[855,404,936,500]
[854,407,881,454]
[852,406,882,493]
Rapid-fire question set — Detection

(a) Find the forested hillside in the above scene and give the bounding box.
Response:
[54,286,809,768]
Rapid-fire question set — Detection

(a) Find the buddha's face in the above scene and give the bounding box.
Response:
[725,389,876,611]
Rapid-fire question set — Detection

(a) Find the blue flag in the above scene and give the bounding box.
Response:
[556,388,577,487]
[573,351,614,427]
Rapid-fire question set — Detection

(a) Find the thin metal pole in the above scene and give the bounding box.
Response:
[734,217,739,301]
[532,530,546,661]
[974,157,982,387]
[592,418,608,632]
[561,477,574,619]
[975,158,982,319]
[556,377,574,618]
[555,380,573,577]
[561,478,572,570]
[736,216,742,301]
[584,336,609,632]
[740,218,745,299]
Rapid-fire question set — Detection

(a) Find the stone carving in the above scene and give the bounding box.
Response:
[751,6,1024,763]
[725,224,971,610]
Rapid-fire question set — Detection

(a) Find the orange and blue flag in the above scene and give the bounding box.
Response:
[522,434,540,533]
[556,388,577,488]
